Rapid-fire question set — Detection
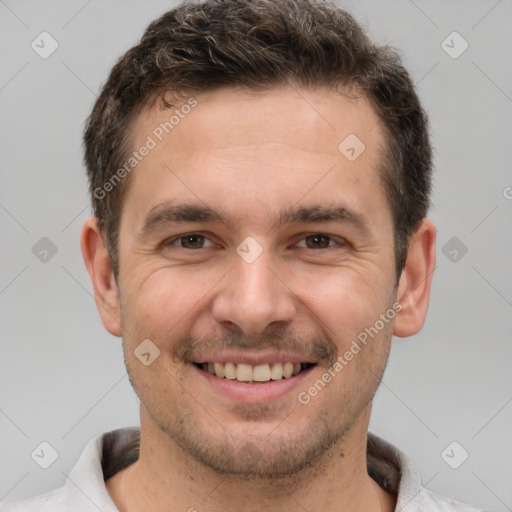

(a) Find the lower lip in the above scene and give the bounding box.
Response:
[191,364,315,403]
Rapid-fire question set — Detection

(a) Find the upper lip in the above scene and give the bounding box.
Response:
[191,350,318,366]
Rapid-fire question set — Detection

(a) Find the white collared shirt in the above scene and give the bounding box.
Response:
[1,428,493,511]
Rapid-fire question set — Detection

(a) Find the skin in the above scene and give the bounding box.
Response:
[81,85,436,512]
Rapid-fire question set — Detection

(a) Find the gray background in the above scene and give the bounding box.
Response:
[1,0,511,509]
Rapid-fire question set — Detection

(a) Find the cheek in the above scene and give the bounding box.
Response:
[120,250,395,353]
[121,264,218,345]
[292,264,390,342]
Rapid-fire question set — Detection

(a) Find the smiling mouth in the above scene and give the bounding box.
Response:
[194,362,316,383]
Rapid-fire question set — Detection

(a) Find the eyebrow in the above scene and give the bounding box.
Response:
[138,202,370,237]
[139,203,232,237]
[273,204,368,230]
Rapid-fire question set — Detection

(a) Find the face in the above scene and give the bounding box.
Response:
[116,86,398,478]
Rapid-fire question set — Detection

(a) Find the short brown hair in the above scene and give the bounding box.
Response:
[84,0,432,281]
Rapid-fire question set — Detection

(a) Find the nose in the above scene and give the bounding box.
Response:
[211,249,297,334]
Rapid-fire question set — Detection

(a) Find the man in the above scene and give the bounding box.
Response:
[2,0,493,510]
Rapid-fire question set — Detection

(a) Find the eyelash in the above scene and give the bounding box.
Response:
[163,233,345,250]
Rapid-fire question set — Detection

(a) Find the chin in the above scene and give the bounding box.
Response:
[154,402,348,481]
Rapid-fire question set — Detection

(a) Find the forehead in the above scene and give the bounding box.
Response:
[139,86,383,159]
[122,86,390,232]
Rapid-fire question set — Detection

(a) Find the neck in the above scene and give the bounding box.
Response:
[107,407,396,512]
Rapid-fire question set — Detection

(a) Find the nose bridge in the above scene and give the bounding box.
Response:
[211,242,295,333]
[237,251,277,304]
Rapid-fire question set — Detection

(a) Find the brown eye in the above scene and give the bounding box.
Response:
[168,234,213,249]
[297,234,335,249]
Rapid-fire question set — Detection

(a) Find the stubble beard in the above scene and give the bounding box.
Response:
[126,353,390,486]
[121,303,394,485]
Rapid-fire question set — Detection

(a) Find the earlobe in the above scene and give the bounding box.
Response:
[393,218,436,338]
[80,217,123,337]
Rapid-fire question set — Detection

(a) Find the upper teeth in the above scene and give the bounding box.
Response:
[201,362,302,382]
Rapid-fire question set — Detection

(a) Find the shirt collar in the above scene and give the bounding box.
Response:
[60,427,423,511]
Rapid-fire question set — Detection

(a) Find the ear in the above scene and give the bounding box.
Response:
[393,218,436,338]
[80,217,122,337]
